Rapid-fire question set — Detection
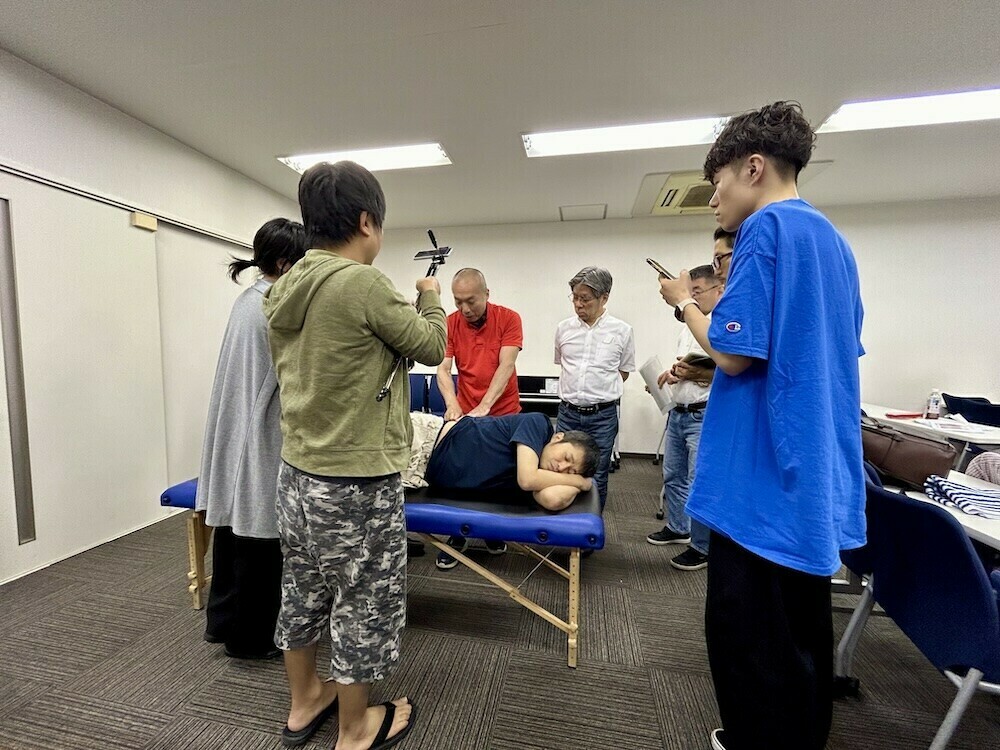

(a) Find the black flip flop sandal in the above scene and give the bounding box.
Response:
[367,700,417,750]
[281,696,339,747]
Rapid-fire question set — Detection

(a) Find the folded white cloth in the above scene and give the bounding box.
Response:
[924,475,1000,520]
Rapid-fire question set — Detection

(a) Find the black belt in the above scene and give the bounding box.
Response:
[561,399,619,415]
[673,401,707,413]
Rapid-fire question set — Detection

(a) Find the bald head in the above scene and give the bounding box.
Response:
[452,268,488,292]
[451,267,490,324]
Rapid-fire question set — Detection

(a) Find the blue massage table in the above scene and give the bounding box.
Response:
[405,485,604,667]
[159,478,212,609]
[160,479,604,666]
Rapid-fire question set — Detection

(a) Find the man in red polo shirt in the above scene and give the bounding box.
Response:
[437,268,523,420]
[434,267,523,570]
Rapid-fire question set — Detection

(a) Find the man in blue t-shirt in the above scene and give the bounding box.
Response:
[660,102,865,750]
[412,412,599,569]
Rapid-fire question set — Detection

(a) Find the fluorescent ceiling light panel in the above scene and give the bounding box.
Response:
[522,116,729,158]
[818,88,1000,133]
[278,143,451,173]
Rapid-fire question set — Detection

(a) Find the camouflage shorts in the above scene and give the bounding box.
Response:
[401,412,445,489]
[274,462,406,684]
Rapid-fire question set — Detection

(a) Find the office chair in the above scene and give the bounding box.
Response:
[836,463,881,583]
[834,482,1000,749]
[942,393,1000,428]
[409,373,429,413]
[427,373,457,416]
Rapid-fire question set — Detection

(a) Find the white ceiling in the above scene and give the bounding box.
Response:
[1,0,998,229]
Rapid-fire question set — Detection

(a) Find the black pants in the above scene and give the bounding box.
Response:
[205,526,282,655]
[705,531,833,750]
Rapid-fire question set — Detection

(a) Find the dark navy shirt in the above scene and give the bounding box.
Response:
[425,413,552,491]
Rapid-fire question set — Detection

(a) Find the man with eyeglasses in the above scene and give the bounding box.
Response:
[647,265,724,571]
[674,228,735,322]
[712,226,736,282]
[554,267,636,508]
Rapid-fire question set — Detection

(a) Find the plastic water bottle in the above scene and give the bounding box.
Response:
[925,389,942,420]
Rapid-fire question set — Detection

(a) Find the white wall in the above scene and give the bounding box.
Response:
[0,52,296,583]
[0,172,168,580]
[378,197,1000,452]
[155,226,251,485]
[827,200,1000,409]
[0,49,297,241]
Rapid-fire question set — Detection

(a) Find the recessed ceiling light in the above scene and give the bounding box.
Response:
[522,116,730,158]
[818,88,1000,133]
[277,143,452,173]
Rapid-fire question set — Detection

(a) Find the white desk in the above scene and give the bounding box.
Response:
[862,402,1000,469]
[906,471,1000,551]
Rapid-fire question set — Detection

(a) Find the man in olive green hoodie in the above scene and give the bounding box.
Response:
[264,161,445,750]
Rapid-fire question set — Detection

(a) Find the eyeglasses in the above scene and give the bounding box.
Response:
[712,252,733,270]
[568,293,597,304]
[691,284,721,298]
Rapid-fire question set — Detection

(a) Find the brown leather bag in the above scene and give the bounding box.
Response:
[861,416,958,489]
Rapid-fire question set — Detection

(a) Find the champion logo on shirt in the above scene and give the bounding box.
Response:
[725,321,742,333]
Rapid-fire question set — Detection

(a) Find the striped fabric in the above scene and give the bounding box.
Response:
[924,475,1000,520]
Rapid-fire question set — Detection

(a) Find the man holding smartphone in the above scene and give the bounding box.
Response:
[658,102,864,750]
[647,264,724,570]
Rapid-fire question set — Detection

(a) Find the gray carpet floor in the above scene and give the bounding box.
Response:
[1,457,998,749]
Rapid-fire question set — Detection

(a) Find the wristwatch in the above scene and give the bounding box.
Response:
[674,298,698,320]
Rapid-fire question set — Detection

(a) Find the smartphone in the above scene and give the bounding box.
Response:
[414,246,453,260]
[681,353,716,369]
[645,258,676,280]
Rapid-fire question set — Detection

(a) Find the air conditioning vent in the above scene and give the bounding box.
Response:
[631,170,713,217]
[677,184,716,208]
[632,161,834,219]
[658,189,678,208]
[651,171,714,215]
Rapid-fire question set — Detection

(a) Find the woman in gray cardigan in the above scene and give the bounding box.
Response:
[196,218,306,659]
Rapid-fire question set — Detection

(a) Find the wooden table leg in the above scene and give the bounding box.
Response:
[568,547,580,668]
[186,511,211,610]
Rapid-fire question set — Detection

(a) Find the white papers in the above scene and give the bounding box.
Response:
[914,418,990,434]
[640,356,675,415]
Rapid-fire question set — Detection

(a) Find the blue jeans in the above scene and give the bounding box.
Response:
[663,409,710,555]
[557,403,618,507]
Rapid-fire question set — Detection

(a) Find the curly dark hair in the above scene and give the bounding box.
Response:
[703,101,815,182]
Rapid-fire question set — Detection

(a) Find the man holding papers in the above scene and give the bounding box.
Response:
[647,264,724,570]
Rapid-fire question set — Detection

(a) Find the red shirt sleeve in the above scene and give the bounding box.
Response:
[444,312,458,358]
[499,308,523,349]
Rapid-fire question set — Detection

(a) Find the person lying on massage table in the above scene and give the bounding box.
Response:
[405,411,600,512]
[405,410,601,568]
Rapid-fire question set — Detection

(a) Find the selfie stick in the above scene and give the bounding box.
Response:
[376,230,450,402]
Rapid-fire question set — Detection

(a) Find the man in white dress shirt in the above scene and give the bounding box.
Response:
[554,267,636,507]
